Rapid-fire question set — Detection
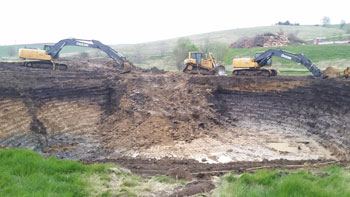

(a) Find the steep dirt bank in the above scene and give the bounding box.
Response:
[0,60,349,164]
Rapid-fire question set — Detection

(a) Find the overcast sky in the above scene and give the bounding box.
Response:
[1,0,349,45]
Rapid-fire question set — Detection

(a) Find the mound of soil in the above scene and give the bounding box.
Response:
[230,32,303,48]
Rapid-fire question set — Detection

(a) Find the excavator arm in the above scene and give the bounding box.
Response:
[46,38,129,66]
[254,49,323,77]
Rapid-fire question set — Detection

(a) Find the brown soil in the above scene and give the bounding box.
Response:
[230,32,304,48]
[1,59,350,195]
[170,180,215,197]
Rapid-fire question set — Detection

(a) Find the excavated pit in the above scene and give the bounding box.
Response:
[1,59,350,178]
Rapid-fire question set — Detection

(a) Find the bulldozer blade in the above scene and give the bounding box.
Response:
[215,65,226,76]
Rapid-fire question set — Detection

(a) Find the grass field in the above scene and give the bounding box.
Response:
[0,149,114,196]
[0,149,183,197]
[213,166,350,197]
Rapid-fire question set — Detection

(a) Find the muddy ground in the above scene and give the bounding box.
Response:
[1,59,350,195]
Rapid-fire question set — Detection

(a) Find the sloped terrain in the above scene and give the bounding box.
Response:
[0,60,349,180]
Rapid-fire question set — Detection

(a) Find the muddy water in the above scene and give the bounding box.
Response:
[119,128,335,163]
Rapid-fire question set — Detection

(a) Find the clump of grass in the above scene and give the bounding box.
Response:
[153,175,177,184]
[121,179,139,187]
[0,149,113,197]
[117,187,137,197]
[214,165,350,197]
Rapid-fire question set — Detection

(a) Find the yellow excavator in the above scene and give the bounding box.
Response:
[16,38,132,70]
[183,51,226,75]
[233,52,276,77]
[232,49,323,77]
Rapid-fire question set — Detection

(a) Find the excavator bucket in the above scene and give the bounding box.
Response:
[215,65,226,76]
[119,61,133,74]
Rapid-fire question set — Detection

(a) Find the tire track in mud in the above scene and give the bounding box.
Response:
[82,157,348,179]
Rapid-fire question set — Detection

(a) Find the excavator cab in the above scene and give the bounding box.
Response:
[254,53,272,66]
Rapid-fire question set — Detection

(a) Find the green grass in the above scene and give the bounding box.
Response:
[0,149,113,197]
[213,165,350,197]
[0,149,185,196]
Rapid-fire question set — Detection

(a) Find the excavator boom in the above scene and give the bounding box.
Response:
[254,49,323,77]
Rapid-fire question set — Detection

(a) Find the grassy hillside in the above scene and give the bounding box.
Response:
[1,25,349,75]
[112,25,346,57]
[0,25,346,59]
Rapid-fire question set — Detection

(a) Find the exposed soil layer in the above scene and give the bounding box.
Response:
[0,59,349,165]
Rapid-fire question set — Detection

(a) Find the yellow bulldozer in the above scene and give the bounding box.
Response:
[183,51,226,75]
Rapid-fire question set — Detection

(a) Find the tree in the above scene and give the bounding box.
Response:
[212,42,229,63]
[346,25,350,34]
[340,20,346,29]
[200,36,211,54]
[322,16,331,26]
[7,46,16,57]
[172,38,198,70]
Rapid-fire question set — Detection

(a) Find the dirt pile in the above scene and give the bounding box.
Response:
[0,61,225,159]
[230,32,301,48]
[0,59,350,164]
[323,66,341,78]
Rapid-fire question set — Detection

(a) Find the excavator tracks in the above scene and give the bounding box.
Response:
[232,68,278,77]
[0,61,68,71]
[24,61,68,71]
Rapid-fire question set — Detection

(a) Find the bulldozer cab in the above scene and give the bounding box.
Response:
[190,52,203,64]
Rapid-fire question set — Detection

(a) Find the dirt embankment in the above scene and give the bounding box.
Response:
[0,60,350,172]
